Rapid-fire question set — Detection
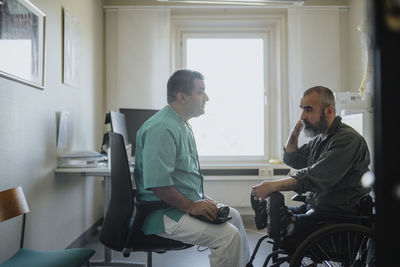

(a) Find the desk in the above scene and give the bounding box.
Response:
[55,167,142,266]
[55,167,116,217]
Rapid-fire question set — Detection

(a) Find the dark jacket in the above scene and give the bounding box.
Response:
[283,116,371,213]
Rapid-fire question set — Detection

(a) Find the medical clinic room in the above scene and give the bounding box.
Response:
[0,0,399,266]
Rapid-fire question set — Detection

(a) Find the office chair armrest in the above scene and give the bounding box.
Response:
[123,199,171,248]
[135,199,170,218]
[132,200,171,231]
[131,189,169,219]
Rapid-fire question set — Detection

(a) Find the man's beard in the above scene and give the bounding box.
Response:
[303,112,328,137]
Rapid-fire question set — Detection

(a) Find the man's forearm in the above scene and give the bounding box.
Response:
[151,186,193,213]
[151,186,218,219]
[275,177,297,191]
[285,134,299,153]
[252,177,297,200]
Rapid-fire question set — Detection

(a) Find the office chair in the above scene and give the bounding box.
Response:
[0,186,95,267]
[99,132,192,267]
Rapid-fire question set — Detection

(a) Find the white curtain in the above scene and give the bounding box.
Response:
[105,8,171,111]
[287,7,348,146]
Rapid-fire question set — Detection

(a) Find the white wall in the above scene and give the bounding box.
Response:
[287,7,349,137]
[105,8,171,112]
[0,0,104,262]
[287,3,369,146]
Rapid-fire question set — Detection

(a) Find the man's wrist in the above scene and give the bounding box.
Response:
[182,200,194,214]
[270,180,281,192]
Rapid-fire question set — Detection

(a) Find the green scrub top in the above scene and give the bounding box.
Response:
[134,106,204,235]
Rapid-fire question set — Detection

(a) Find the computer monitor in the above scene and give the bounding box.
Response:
[105,111,130,147]
[119,108,159,156]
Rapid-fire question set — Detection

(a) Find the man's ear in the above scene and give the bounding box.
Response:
[176,91,186,103]
[325,105,334,116]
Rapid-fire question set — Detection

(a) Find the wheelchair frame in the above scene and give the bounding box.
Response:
[247,195,375,267]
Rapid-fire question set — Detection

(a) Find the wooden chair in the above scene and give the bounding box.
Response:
[0,186,96,267]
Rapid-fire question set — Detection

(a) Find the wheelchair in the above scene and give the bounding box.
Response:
[247,194,375,267]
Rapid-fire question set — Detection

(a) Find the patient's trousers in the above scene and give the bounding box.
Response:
[289,204,336,239]
[158,207,250,267]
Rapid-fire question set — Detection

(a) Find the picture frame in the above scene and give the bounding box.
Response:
[0,0,46,89]
[62,8,79,88]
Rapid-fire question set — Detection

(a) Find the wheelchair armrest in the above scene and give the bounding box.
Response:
[315,211,372,226]
[291,194,307,203]
[359,195,374,216]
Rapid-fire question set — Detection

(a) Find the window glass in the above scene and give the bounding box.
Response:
[185,38,265,157]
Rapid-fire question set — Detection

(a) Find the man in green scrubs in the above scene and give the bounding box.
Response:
[252,86,371,238]
[134,69,250,267]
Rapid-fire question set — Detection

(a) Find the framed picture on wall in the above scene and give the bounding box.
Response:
[0,0,46,89]
[62,8,79,88]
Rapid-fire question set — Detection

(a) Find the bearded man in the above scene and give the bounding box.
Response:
[251,86,371,239]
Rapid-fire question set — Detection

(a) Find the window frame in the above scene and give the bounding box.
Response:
[171,12,289,165]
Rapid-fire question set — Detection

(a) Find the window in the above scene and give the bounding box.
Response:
[173,13,288,163]
[184,36,265,157]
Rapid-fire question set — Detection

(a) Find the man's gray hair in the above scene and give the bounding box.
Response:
[304,86,336,113]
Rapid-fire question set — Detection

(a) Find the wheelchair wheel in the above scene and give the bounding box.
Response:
[290,223,374,267]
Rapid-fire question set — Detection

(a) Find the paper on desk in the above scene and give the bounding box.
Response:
[58,150,104,158]
[57,150,108,168]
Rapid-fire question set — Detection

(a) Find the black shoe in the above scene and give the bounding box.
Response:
[250,194,267,230]
[266,192,287,238]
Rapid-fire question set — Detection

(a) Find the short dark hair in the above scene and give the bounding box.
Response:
[167,69,204,104]
[304,86,336,113]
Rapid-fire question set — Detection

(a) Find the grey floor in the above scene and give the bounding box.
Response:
[83,216,281,267]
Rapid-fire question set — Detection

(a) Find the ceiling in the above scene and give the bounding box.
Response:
[102,0,349,8]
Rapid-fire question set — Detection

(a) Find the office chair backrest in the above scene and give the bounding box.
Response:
[99,132,134,251]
